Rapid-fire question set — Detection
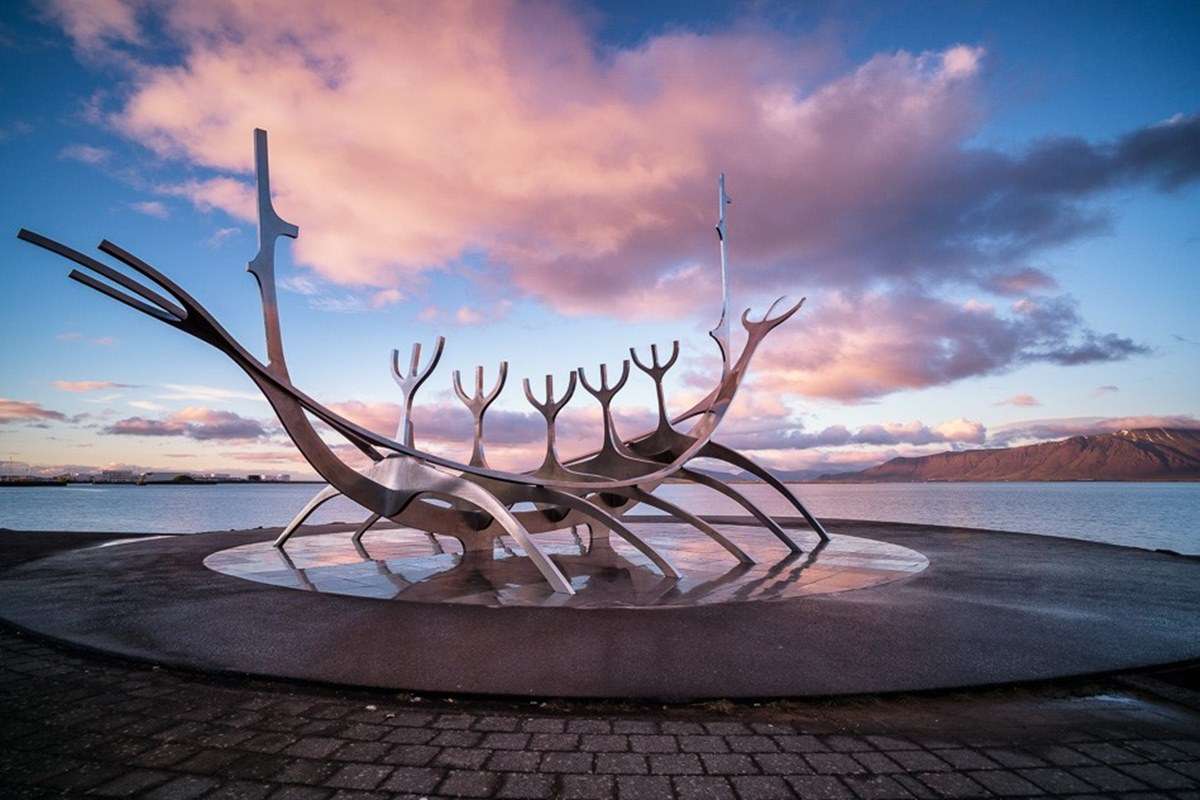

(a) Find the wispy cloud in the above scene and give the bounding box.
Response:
[58,143,110,165]
[205,226,241,248]
[129,200,168,218]
[158,384,264,404]
[53,380,137,393]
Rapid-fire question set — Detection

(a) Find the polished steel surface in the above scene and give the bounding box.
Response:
[18,128,832,594]
[204,525,928,608]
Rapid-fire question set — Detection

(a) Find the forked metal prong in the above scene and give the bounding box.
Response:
[390,336,445,446]
[630,340,680,377]
[577,360,630,400]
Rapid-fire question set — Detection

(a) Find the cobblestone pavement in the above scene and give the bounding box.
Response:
[1,624,1199,800]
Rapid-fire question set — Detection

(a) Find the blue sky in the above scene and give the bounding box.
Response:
[0,0,1197,478]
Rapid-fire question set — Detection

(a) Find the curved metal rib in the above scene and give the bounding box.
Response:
[274,484,342,547]
[697,441,829,541]
[678,467,801,552]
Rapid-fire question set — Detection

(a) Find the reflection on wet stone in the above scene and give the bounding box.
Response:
[204,524,928,608]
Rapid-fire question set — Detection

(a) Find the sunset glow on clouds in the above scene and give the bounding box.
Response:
[1,0,1197,477]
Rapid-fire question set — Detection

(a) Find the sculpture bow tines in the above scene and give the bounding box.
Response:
[18,130,828,594]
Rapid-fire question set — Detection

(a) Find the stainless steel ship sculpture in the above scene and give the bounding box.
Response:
[18,129,828,595]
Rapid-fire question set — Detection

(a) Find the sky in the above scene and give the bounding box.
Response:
[0,0,1197,479]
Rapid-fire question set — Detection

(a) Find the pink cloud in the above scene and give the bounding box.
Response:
[104,406,272,440]
[0,399,67,424]
[990,414,1200,445]
[995,393,1040,407]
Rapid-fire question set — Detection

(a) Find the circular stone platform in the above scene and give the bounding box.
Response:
[1,518,1198,700]
[203,524,927,607]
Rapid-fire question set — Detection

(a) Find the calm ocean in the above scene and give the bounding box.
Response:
[2,481,1197,554]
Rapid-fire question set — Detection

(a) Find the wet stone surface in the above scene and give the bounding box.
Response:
[202,526,928,607]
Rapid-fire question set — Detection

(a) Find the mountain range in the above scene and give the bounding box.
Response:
[817,427,1200,482]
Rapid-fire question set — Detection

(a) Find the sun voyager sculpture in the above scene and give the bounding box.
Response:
[19,129,828,595]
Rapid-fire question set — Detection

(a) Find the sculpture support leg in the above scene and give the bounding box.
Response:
[698,441,830,541]
[351,512,381,542]
[421,477,576,595]
[679,467,802,553]
[608,487,755,564]
[520,485,681,578]
[274,484,342,548]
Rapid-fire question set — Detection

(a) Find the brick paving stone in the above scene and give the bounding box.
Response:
[561,774,616,799]
[90,768,174,796]
[615,721,660,735]
[438,769,500,798]
[616,775,673,800]
[1126,740,1194,760]
[522,718,566,734]
[569,719,614,734]
[757,753,814,775]
[661,721,706,736]
[384,743,439,765]
[890,774,938,800]
[843,774,917,800]
[323,763,393,790]
[284,737,344,759]
[596,753,649,774]
[378,766,441,794]
[824,736,873,753]
[432,729,483,747]
[434,713,475,729]
[1074,742,1147,764]
[487,749,542,772]
[1017,766,1101,793]
[984,747,1048,769]
[330,741,392,762]
[679,734,728,753]
[265,787,333,800]
[673,775,736,800]
[866,737,919,751]
[648,753,704,775]
[931,748,999,770]
[705,721,752,736]
[777,735,830,753]
[915,771,990,798]
[967,768,1046,796]
[481,732,531,750]
[434,747,492,770]
[630,734,677,753]
[475,715,521,732]
[531,732,580,750]
[273,758,341,784]
[700,752,759,775]
[205,780,275,800]
[730,735,781,753]
[807,753,869,775]
[1071,765,1152,792]
[1117,762,1197,790]
[887,750,951,772]
[853,752,905,774]
[1032,744,1099,767]
[786,774,855,799]
[540,751,594,773]
[496,772,556,799]
[583,734,630,752]
[734,774,798,799]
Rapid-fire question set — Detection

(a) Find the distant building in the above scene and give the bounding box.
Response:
[247,474,262,482]
[138,472,195,485]
[99,469,135,483]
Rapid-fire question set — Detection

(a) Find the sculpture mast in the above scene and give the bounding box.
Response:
[247,129,300,380]
[711,173,732,376]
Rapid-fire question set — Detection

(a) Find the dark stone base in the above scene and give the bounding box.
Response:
[0,519,1198,700]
